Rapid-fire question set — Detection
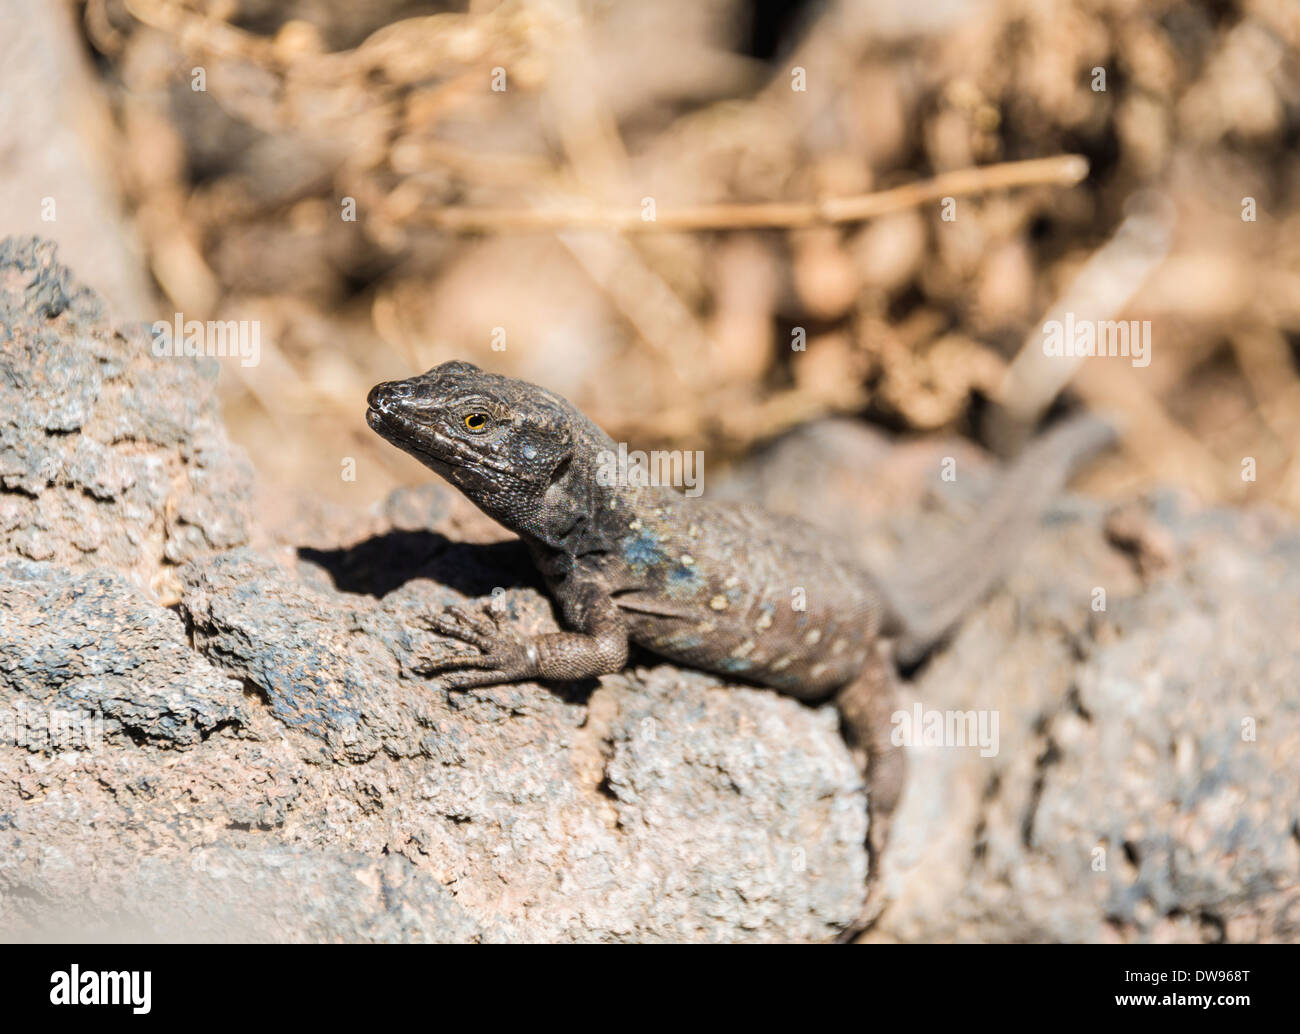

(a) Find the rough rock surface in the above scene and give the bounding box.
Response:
[884,495,1300,944]
[0,237,253,601]
[0,239,863,942]
[723,420,1300,944]
[1,238,1297,942]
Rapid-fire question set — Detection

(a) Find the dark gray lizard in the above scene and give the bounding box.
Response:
[366,361,1114,940]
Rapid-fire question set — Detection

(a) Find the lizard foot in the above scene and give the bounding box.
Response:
[413,602,539,689]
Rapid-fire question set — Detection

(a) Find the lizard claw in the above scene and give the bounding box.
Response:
[412,600,534,689]
[449,604,500,638]
[419,603,499,651]
[415,649,494,675]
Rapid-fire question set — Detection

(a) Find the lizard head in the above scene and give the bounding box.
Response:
[366,361,579,521]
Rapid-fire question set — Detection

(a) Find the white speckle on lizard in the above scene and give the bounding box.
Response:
[731,639,756,659]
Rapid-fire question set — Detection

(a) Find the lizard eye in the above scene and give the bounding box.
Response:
[463,412,489,433]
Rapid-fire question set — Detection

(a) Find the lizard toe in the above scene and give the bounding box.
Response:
[413,649,492,675]
[445,604,498,639]
[438,667,509,691]
[421,610,494,650]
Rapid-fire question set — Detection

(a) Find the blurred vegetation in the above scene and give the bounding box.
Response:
[62,0,1300,515]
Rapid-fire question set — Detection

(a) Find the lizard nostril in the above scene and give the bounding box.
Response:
[368,381,414,409]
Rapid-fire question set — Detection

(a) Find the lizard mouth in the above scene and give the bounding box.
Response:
[366,405,515,478]
[366,406,463,468]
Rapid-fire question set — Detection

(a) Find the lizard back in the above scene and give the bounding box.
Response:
[592,496,887,700]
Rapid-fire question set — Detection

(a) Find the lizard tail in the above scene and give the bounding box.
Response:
[883,413,1117,668]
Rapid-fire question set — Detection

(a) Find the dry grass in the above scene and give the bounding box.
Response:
[75,0,1300,517]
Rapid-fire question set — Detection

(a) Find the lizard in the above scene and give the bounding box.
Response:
[366,360,1115,940]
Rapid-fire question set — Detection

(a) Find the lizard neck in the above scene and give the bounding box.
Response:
[516,409,679,559]
[459,404,621,557]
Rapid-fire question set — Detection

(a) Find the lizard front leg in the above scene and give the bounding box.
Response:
[416,581,628,690]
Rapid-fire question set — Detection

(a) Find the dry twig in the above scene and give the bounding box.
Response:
[414,155,1090,233]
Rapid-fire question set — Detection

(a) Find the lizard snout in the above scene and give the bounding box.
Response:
[367,380,415,411]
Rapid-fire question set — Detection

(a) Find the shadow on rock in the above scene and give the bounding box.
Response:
[299,531,543,599]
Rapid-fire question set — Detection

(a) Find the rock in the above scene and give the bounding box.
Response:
[723,423,1300,943]
[0,238,864,942]
[0,561,246,748]
[1,238,1296,942]
[0,237,255,601]
[4,845,500,944]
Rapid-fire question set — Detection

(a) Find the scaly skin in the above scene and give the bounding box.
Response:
[367,360,1114,940]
